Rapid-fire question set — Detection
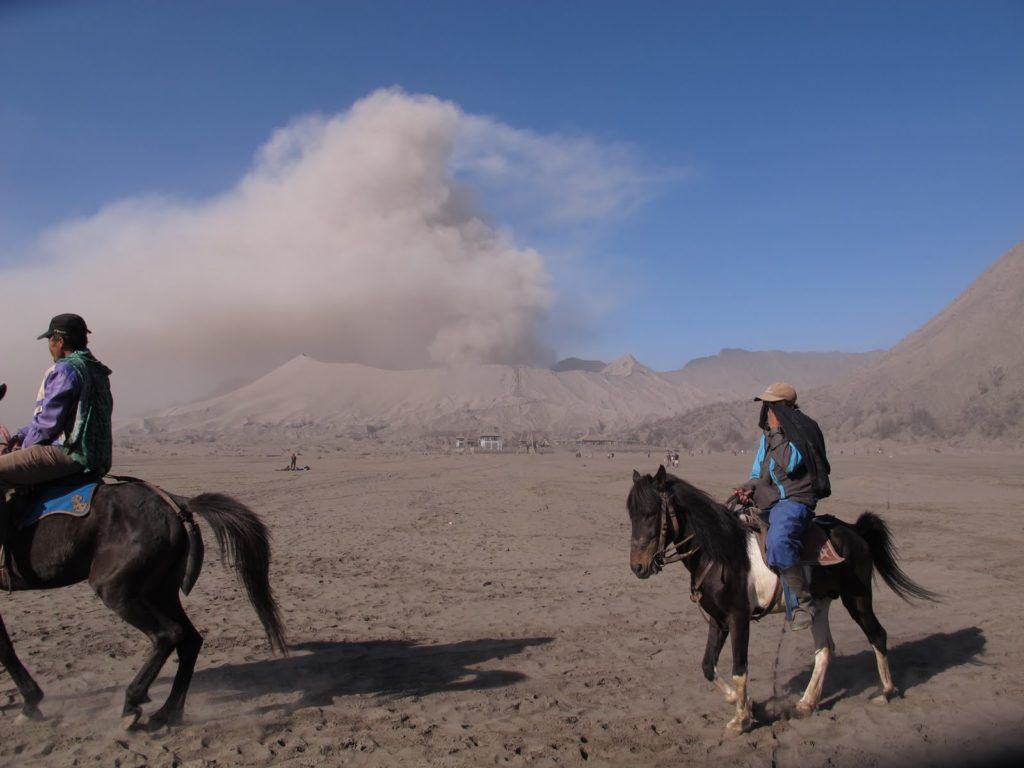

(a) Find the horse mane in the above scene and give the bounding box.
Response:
[662,473,750,569]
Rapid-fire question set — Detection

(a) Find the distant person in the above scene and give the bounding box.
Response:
[732,382,830,631]
[0,315,113,543]
[290,452,297,470]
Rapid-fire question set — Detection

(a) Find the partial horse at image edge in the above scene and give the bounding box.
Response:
[0,480,287,730]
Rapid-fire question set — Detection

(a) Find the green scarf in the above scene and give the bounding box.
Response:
[61,350,113,475]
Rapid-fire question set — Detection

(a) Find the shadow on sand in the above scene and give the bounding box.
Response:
[189,636,553,711]
[753,626,986,726]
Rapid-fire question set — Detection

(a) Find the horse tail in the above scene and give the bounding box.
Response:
[855,511,939,603]
[182,492,288,654]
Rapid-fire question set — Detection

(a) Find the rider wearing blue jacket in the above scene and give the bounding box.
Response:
[735,382,827,631]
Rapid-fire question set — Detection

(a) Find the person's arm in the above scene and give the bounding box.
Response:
[733,435,766,502]
[19,364,81,449]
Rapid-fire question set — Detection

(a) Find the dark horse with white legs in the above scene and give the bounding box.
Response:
[627,466,936,734]
[0,386,286,729]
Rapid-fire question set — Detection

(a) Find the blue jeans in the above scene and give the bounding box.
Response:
[765,499,813,570]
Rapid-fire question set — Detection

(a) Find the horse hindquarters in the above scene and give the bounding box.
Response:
[86,485,203,727]
[832,521,901,703]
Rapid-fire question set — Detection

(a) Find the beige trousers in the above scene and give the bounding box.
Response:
[0,444,85,488]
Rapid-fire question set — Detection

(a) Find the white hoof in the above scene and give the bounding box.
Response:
[793,700,815,719]
[871,688,898,705]
[725,715,753,735]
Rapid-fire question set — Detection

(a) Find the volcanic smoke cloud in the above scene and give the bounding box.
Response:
[0,89,657,414]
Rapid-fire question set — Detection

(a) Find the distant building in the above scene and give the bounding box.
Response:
[454,437,466,450]
[576,437,617,446]
[479,435,503,452]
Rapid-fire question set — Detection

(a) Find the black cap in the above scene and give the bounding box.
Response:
[37,313,91,341]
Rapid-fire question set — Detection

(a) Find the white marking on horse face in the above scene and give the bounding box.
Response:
[746,534,780,613]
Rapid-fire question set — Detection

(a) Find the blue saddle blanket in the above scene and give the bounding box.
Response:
[14,481,99,530]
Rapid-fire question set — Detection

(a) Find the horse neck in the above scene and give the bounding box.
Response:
[671,496,743,587]
[670,507,704,576]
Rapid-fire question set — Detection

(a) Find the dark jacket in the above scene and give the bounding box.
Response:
[742,429,817,509]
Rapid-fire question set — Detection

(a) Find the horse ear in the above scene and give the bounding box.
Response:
[654,464,667,482]
[632,469,641,483]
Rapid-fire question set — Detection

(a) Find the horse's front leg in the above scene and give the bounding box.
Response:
[725,612,753,734]
[795,599,834,717]
[701,619,736,703]
[0,610,45,722]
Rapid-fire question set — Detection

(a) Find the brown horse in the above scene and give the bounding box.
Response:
[627,466,936,733]
[0,399,286,729]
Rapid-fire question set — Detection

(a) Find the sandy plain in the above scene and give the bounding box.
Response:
[1,449,1022,767]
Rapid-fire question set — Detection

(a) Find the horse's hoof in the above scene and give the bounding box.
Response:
[15,707,43,725]
[725,716,752,735]
[793,701,815,719]
[871,688,899,705]
[146,708,183,731]
[121,709,142,731]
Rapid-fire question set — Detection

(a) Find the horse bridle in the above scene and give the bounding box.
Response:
[653,488,718,615]
[654,489,699,568]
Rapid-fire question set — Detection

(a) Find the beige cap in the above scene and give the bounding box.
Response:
[754,381,797,404]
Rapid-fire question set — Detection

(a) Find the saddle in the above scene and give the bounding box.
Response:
[739,507,844,568]
[736,507,843,621]
[4,476,101,530]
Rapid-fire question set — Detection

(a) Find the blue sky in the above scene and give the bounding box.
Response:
[2,0,1022,379]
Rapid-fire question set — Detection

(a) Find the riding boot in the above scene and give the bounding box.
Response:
[781,566,815,631]
[0,486,9,548]
[0,493,10,573]
[0,487,11,552]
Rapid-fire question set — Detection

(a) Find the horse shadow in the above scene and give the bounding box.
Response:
[189,636,553,712]
[753,626,986,724]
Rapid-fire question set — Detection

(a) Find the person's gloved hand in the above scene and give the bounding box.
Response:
[732,487,753,506]
[0,424,21,454]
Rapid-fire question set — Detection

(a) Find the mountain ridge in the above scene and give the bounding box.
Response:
[121,238,1024,450]
[642,240,1024,450]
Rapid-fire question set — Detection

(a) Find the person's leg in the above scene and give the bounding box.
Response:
[0,446,85,548]
[0,445,85,487]
[766,499,815,630]
[766,499,812,570]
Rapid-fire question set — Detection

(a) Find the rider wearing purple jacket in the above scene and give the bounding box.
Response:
[0,314,113,494]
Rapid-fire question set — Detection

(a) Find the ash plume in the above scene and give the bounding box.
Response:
[0,89,659,415]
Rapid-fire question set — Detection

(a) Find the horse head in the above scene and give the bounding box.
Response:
[0,383,6,402]
[627,464,670,579]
